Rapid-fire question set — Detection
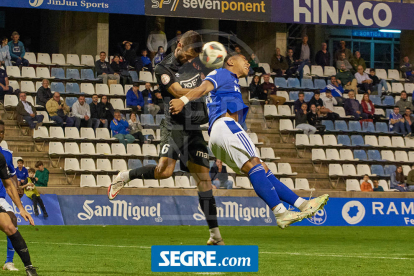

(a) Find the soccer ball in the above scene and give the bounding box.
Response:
[199,41,227,69]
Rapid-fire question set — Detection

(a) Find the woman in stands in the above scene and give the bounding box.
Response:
[0,37,11,67]
[249,75,263,100]
[249,53,266,75]
[127,112,145,145]
[361,93,375,119]
[391,166,408,192]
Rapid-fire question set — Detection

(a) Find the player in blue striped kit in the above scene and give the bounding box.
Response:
[170,53,329,228]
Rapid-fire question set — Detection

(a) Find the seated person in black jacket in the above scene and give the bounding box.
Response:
[210,159,233,189]
[294,92,306,114]
[110,55,131,86]
[36,79,53,108]
[89,94,108,129]
[100,95,114,128]
[153,88,165,114]
[118,41,143,71]
[249,75,263,99]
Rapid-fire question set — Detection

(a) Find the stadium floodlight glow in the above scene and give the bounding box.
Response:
[378,29,401,33]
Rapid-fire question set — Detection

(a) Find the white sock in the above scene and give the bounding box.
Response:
[294,198,306,209]
[273,203,287,215]
[120,171,130,182]
[209,227,222,240]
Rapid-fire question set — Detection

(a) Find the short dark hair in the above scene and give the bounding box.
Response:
[180,30,203,54]
[92,94,98,97]
[17,159,23,163]
[406,108,412,111]
[401,90,407,95]
[35,161,43,168]
[141,49,147,53]
[133,83,139,87]
[100,51,106,55]
[298,92,304,96]
[78,95,85,99]
[114,109,121,114]
[314,91,320,95]
[28,168,35,174]
[223,52,239,69]
[325,89,332,93]
[370,68,375,72]
[364,174,369,177]
[394,106,399,109]
[0,120,4,126]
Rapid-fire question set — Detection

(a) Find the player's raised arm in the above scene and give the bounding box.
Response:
[167,83,193,98]
[169,80,215,115]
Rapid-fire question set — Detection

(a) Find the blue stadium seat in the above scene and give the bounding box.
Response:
[322,120,334,131]
[155,114,165,125]
[141,114,155,125]
[129,71,139,83]
[349,121,362,132]
[128,159,142,170]
[353,150,367,160]
[375,122,389,133]
[289,91,299,101]
[301,79,314,89]
[362,121,375,132]
[384,165,397,176]
[288,78,300,88]
[367,150,382,161]
[65,97,78,107]
[85,98,92,105]
[304,92,314,102]
[143,159,157,166]
[371,165,385,176]
[51,82,65,93]
[351,135,364,146]
[386,109,393,119]
[369,95,382,106]
[338,135,351,146]
[275,77,287,88]
[335,120,348,132]
[66,69,80,80]
[51,68,66,79]
[382,96,394,106]
[66,83,80,94]
[314,79,326,90]
[81,69,99,81]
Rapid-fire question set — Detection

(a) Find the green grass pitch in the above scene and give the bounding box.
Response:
[5,226,414,275]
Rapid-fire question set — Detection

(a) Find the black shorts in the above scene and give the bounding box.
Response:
[159,120,209,170]
[0,206,6,213]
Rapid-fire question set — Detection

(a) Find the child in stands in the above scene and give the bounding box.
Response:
[34,161,48,187]
[21,168,48,217]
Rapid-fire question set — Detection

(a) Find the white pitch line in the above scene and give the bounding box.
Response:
[0,240,151,249]
[260,252,413,260]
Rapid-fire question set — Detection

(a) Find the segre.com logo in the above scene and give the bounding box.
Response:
[151,245,258,272]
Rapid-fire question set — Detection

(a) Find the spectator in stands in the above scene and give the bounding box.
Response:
[153,46,165,66]
[90,94,108,129]
[369,69,389,96]
[111,54,131,86]
[15,159,28,185]
[360,174,373,192]
[234,46,248,60]
[95,51,120,85]
[285,48,297,77]
[34,161,49,187]
[336,53,353,71]
[0,37,12,67]
[36,79,53,108]
[315,42,330,67]
[390,165,408,192]
[352,51,366,72]
[270,48,288,76]
[16,92,44,130]
[110,110,135,148]
[406,165,414,191]
[249,53,266,75]
[320,90,340,120]
[307,104,321,129]
[355,65,373,94]
[373,180,384,192]
[7,32,28,67]
[153,87,164,114]
[128,112,145,144]
[294,35,312,80]
[336,63,357,93]
[294,92,305,114]
[100,95,114,125]
[334,40,353,61]
[210,159,233,189]
[46,92,75,127]
[118,41,142,71]
[72,95,96,130]
[141,49,154,73]
[396,91,414,113]
[126,83,144,113]
[295,102,317,136]
[170,30,181,54]
[321,76,344,105]
[400,56,412,80]
[141,82,160,116]
[389,106,411,136]
[261,74,285,106]
[344,91,366,120]
[249,75,263,99]
[361,93,375,119]
[147,22,167,60]
[403,108,414,134]
[21,168,48,217]
[0,65,13,102]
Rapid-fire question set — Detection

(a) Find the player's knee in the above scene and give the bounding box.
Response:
[4,223,16,236]
[7,212,17,228]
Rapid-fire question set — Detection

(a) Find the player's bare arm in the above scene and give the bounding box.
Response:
[167,82,193,98]
[169,81,215,115]
[3,178,34,226]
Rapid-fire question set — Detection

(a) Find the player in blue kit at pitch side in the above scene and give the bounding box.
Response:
[170,53,329,228]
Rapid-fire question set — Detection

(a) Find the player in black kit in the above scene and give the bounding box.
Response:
[108,31,224,245]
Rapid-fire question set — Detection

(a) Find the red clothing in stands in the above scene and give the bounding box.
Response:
[361,100,375,115]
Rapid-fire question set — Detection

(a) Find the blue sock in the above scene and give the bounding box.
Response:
[266,170,299,206]
[6,236,14,263]
[248,164,281,209]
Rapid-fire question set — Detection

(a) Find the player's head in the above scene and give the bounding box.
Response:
[0,120,4,143]
[223,53,250,78]
[28,168,35,178]
[17,159,24,168]
[175,30,202,63]
[35,161,44,171]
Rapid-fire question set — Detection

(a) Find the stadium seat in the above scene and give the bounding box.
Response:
[64,158,80,171]
[258,63,270,74]
[263,105,278,119]
[343,164,357,176]
[24,52,37,64]
[274,77,287,88]
[175,176,190,188]
[295,178,313,190]
[81,158,97,171]
[278,163,297,175]
[357,164,371,175]
[346,179,361,191]
[334,121,348,132]
[369,95,381,106]
[278,105,292,116]
[65,127,80,139]
[67,54,81,66]
[260,147,278,160]
[375,69,388,80]
[323,135,337,146]
[4,95,18,108]
[361,121,375,132]
[349,121,362,132]
[37,53,53,65]
[235,177,251,189]
[81,69,99,81]
[96,175,111,188]
[388,69,404,81]
[392,83,404,94]
[312,149,326,161]
[159,177,175,188]
[155,114,165,125]
[333,107,348,118]
[33,126,49,139]
[371,165,385,176]
[127,179,143,188]
[51,82,65,93]
[141,129,155,138]
[309,134,323,146]
[326,149,340,160]
[142,144,157,157]
[406,137,414,148]
[141,114,155,126]
[265,162,277,174]
[301,79,314,89]
[49,142,64,155]
[279,119,295,131]
[351,135,365,146]
[81,55,95,67]
[96,159,112,171]
[80,175,96,187]
[139,71,154,83]
[128,159,142,170]
[96,143,111,155]
[339,149,354,160]
[374,109,385,117]
[248,133,262,145]
[66,83,80,94]
[324,66,336,76]
[329,164,343,176]
[126,144,141,156]
[289,91,299,101]
[112,143,127,155]
[392,137,406,148]
[384,165,397,176]
[96,128,114,140]
[22,67,37,79]
[303,65,311,76]
[52,54,68,66]
[375,122,389,133]
[20,81,35,92]
[295,134,309,146]
[404,83,414,94]
[110,84,124,95]
[112,159,127,171]
[6,66,21,78]
[50,127,65,139]
[96,84,109,95]
[304,92,314,102]
[378,180,390,191]
[322,120,334,132]
[288,78,300,88]
[80,128,96,139]
[0,141,8,149]
[310,65,323,77]
[381,150,395,161]
[395,151,408,162]
[314,79,326,90]
[65,142,80,155]
[382,96,394,106]
[403,165,411,176]
[8,80,19,91]
[366,135,380,147]
[279,178,295,190]
[67,69,80,80]
[80,83,95,95]
[367,150,381,161]
[129,71,138,82]
[378,136,392,148]
[111,99,126,110]
[144,179,159,188]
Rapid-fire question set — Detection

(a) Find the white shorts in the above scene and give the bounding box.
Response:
[209,117,258,174]
[0,198,13,213]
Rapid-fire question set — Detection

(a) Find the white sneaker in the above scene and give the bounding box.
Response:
[3,262,18,271]
[207,237,225,245]
[107,170,130,200]
[275,210,307,229]
[299,194,329,217]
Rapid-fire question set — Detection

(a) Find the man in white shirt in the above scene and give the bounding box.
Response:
[72,95,99,130]
[355,65,373,94]
[321,90,340,121]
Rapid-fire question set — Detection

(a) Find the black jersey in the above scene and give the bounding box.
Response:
[0,153,9,180]
[154,53,208,130]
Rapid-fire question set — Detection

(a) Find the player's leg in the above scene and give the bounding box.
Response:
[4,211,18,271]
